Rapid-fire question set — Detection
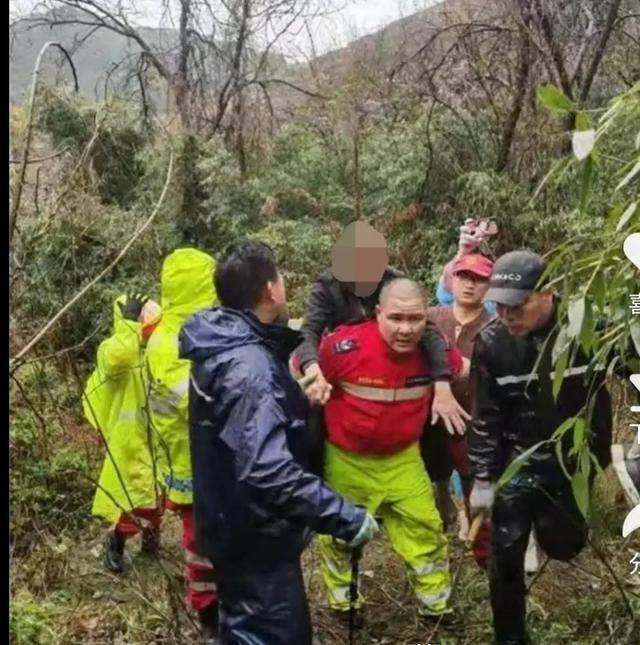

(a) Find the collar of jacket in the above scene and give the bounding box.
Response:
[233,308,303,362]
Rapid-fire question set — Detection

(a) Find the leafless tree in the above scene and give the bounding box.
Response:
[13,0,338,136]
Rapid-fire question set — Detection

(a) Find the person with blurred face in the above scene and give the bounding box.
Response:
[292,221,470,478]
[425,255,495,554]
[316,278,463,627]
[468,250,614,645]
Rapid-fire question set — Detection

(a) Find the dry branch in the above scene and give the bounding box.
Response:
[9,152,175,371]
[10,41,79,245]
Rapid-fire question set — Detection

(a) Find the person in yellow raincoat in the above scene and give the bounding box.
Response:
[83,293,163,573]
[144,247,219,641]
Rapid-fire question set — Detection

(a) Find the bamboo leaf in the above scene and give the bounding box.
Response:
[568,297,586,338]
[579,155,595,214]
[579,299,595,353]
[616,201,638,232]
[575,111,592,132]
[616,158,640,191]
[553,348,570,399]
[555,439,571,480]
[496,441,547,491]
[572,418,586,454]
[590,271,606,312]
[571,471,589,519]
[537,84,577,113]
[572,129,595,160]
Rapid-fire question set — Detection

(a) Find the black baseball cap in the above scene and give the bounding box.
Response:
[484,250,545,306]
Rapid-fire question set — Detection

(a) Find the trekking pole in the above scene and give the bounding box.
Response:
[348,543,363,645]
[345,514,382,645]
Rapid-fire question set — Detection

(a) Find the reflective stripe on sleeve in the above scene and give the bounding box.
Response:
[495,363,606,386]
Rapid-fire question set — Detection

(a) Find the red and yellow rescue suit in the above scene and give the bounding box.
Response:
[316,319,462,616]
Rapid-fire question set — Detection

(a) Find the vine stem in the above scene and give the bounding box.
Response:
[10,41,78,244]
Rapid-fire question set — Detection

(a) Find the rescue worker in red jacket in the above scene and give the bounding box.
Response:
[316,278,463,626]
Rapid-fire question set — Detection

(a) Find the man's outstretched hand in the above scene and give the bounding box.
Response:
[302,362,333,406]
[431,381,471,435]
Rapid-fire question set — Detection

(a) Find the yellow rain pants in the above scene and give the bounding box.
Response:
[318,441,451,615]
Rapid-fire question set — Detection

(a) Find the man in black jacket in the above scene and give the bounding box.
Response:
[294,221,470,477]
[180,241,379,645]
[468,250,613,645]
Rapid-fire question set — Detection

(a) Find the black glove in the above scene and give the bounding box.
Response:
[118,293,149,321]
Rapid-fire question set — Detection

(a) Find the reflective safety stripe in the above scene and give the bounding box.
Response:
[413,560,449,577]
[166,379,189,407]
[496,363,605,386]
[149,379,190,415]
[495,373,538,386]
[340,381,432,402]
[185,550,214,568]
[189,581,217,592]
[328,586,350,604]
[149,397,175,416]
[325,557,350,577]
[164,474,193,492]
[417,587,451,607]
[118,410,138,423]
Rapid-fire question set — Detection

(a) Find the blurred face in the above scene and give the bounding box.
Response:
[376,296,426,353]
[496,290,554,336]
[452,271,490,307]
[331,221,389,297]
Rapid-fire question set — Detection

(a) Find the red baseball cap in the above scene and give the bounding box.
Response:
[452,254,493,279]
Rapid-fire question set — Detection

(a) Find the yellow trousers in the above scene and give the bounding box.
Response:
[318,442,451,615]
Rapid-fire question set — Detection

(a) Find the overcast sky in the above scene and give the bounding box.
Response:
[10,0,440,56]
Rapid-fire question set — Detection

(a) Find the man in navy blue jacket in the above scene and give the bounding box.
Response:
[179,241,378,645]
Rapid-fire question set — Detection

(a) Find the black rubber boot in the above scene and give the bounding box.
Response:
[198,603,220,645]
[140,527,160,555]
[104,530,125,573]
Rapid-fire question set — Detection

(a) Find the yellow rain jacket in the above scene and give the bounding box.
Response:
[145,248,217,505]
[83,296,159,524]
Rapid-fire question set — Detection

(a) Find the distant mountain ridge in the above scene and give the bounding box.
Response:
[9,3,453,105]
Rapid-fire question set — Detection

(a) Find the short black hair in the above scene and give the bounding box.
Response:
[215,240,279,310]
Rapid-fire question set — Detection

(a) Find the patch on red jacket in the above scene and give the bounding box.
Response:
[333,338,359,354]
[405,374,432,386]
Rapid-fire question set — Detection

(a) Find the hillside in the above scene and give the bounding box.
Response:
[9,1,467,105]
[10,8,174,105]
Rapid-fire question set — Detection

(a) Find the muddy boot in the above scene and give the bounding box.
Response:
[198,603,220,644]
[140,527,160,555]
[104,529,125,573]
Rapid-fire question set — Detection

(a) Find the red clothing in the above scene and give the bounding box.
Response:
[318,320,462,455]
[165,500,218,611]
[115,507,162,537]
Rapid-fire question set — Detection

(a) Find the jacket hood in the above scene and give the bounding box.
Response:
[180,307,302,364]
[161,248,217,320]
